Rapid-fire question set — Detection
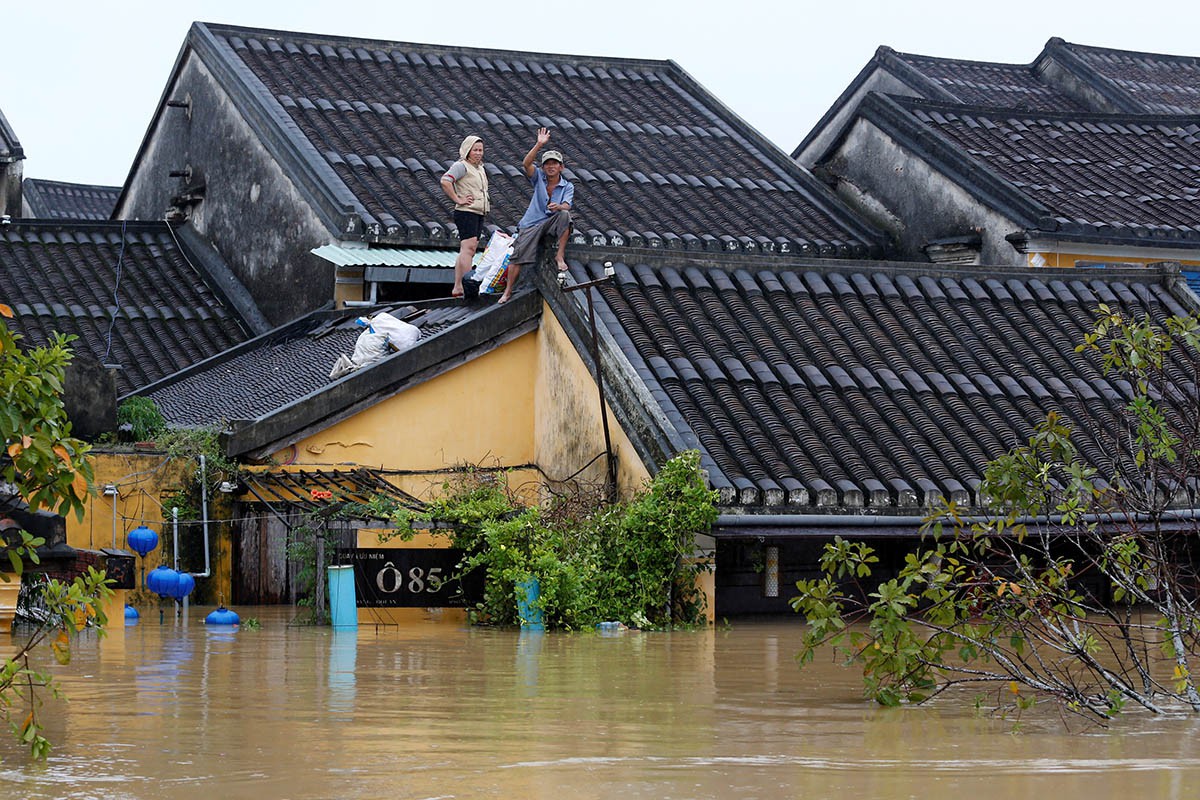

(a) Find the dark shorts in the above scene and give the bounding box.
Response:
[454,210,485,241]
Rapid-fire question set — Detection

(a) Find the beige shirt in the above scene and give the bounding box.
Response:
[444,160,490,215]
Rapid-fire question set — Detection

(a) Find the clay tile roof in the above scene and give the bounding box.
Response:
[1057,40,1200,114]
[192,22,881,256]
[0,220,257,394]
[147,301,476,427]
[891,51,1088,112]
[888,97,1200,243]
[576,256,1197,511]
[22,179,120,221]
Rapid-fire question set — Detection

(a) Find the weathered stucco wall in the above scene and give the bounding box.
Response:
[533,304,651,499]
[118,50,336,327]
[795,69,920,167]
[823,118,1026,265]
[0,160,21,218]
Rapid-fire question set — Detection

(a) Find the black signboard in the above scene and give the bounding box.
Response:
[337,548,482,608]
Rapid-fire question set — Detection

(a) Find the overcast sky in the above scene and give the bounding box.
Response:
[5,0,1198,186]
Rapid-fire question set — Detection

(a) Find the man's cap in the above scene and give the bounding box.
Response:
[541,150,565,165]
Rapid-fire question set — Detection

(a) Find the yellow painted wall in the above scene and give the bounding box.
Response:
[78,450,234,607]
[282,332,538,473]
[533,303,651,499]
[1027,250,1200,269]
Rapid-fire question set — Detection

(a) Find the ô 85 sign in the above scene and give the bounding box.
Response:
[338,548,482,608]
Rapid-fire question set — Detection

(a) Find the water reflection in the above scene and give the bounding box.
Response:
[328,630,357,714]
[0,610,1198,799]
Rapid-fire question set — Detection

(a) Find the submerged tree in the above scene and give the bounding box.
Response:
[792,305,1200,723]
[0,306,111,759]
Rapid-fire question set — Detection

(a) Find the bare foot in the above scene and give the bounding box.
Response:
[556,258,569,272]
[451,285,464,298]
[497,293,511,305]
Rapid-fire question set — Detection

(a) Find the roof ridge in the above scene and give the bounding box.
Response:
[197,21,677,72]
[889,48,1038,72]
[1054,37,1200,66]
[890,94,1200,126]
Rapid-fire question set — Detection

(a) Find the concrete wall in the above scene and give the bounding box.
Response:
[118,51,335,327]
[0,159,20,218]
[822,117,1027,265]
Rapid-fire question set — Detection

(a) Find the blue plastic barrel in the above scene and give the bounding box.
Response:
[328,565,358,630]
[515,578,544,631]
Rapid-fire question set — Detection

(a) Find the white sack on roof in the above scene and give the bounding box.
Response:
[329,353,359,380]
[351,330,390,365]
[369,311,421,351]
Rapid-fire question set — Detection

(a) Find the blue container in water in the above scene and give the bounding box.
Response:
[328,565,358,630]
[515,578,544,631]
[124,604,140,623]
[205,606,240,626]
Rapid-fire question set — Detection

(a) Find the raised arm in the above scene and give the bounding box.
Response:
[523,127,552,178]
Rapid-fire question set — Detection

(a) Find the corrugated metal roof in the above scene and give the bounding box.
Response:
[312,244,459,268]
[1184,270,1200,298]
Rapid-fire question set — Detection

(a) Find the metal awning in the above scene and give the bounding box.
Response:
[238,468,425,513]
[311,244,459,268]
[312,244,463,286]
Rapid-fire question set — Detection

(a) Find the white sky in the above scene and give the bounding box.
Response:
[5,0,1198,186]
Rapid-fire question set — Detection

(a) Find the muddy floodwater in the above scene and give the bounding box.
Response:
[2,608,1200,799]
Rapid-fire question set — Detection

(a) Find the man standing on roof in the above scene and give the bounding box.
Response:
[441,134,490,298]
[500,127,574,304]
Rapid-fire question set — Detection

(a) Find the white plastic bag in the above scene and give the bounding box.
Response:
[329,353,360,379]
[476,232,515,294]
[369,311,421,351]
[351,331,390,365]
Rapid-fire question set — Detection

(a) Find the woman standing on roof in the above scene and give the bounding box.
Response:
[440,135,490,298]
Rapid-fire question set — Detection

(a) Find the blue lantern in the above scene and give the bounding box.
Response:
[146,565,180,598]
[124,604,139,621]
[127,526,159,557]
[205,606,240,626]
[172,572,196,600]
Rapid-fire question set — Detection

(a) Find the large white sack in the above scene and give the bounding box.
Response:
[369,311,421,351]
[351,331,390,365]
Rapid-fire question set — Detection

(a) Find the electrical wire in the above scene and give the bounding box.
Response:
[101,220,128,363]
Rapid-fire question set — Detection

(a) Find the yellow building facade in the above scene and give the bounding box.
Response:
[73,300,694,625]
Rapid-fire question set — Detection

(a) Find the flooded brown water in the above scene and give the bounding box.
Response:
[2,608,1200,799]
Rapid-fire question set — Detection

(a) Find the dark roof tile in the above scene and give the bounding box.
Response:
[0,221,254,394]
[200,23,878,252]
[892,97,1200,240]
[582,256,1195,510]
[21,179,120,221]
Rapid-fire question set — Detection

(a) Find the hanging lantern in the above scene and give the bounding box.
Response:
[205,606,240,626]
[127,526,159,557]
[171,572,196,600]
[146,565,180,598]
